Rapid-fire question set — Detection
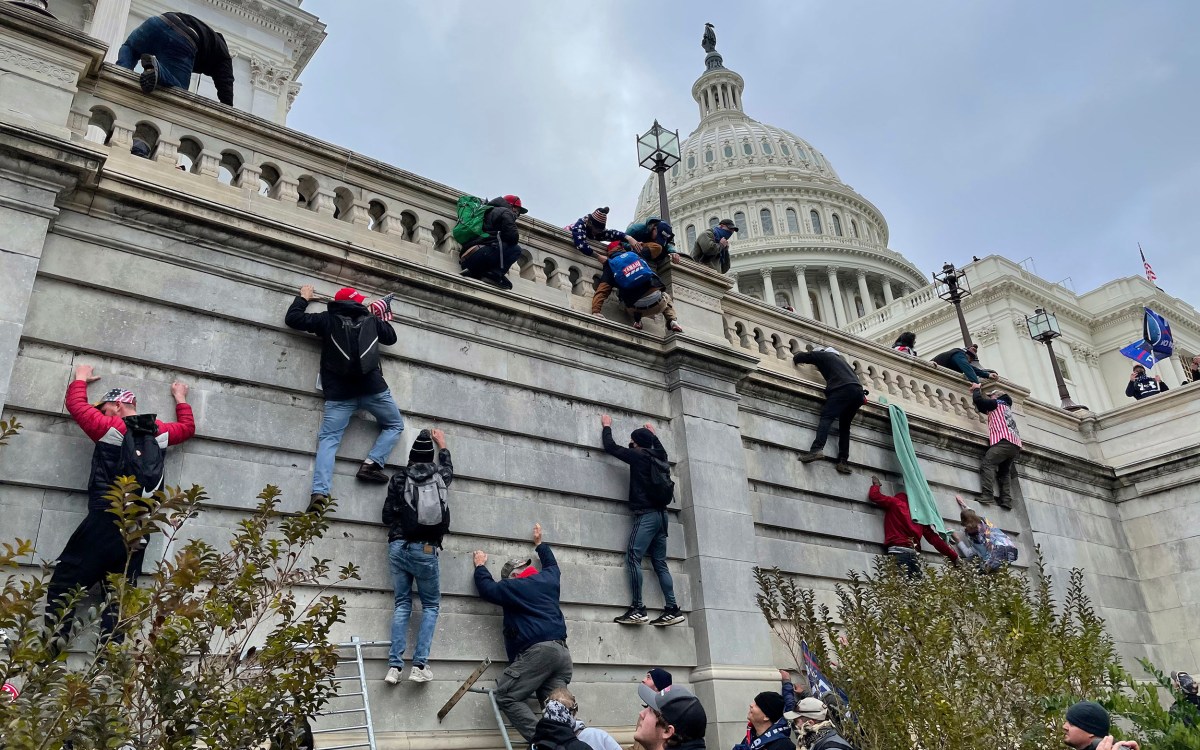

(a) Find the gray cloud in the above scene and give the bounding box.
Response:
[292,0,1200,305]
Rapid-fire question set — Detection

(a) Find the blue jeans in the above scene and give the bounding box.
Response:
[626,511,676,609]
[949,351,992,384]
[388,541,441,667]
[312,390,404,495]
[116,16,195,89]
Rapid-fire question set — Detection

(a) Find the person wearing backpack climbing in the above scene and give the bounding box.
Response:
[286,285,403,510]
[625,218,681,264]
[692,218,738,273]
[591,246,684,333]
[567,207,642,260]
[600,416,684,627]
[473,523,572,742]
[793,346,866,475]
[457,194,527,290]
[45,364,196,649]
[381,428,453,685]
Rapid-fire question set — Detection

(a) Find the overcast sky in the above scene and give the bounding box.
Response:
[290,1,1199,305]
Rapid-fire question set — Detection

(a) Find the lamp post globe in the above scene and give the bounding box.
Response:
[933,261,973,348]
[636,120,681,224]
[1025,308,1087,412]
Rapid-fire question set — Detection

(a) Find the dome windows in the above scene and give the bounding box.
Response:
[786,208,799,234]
[851,219,859,238]
[709,216,720,229]
[795,143,809,161]
[705,147,715,163]
[734,211,746,235]
[671,163,680,176]
[686,224,697,248]
[686,153,696,170]
[760,209,774,235]
[780,142,791,156]
[724,144,734,158]
[743,141,753,156]
[810,210,823,234]
[832,213,843,237]
[761,140,774,155]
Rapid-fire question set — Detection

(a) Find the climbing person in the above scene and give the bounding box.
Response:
[46,365,196,649]
[1125,363,1168,400]
[784,697,854,750]
[953,496,1018,572]
[635,684,708,750]
[930,344,998,384]
[691,218,738,273]
[891,331,918,357]
[285,285,403,510]
[473,523,571,742]
[591,246,683,332]
[116,12,234,106]
[867,476,959,577]
[793,346,866,475]
[568,207,641,260]
[459,195,528,290]
[382,429,453,685]
[970,382,1021,510]
[733,670,797,750]
[626,217,680,263]
[600,416,684,627]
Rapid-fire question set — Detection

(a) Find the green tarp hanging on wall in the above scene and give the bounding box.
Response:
[886,402,947,534]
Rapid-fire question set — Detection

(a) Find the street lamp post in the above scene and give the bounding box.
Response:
[932,262,974,348]
[1025,308,1087,412]
[636,120,681,224]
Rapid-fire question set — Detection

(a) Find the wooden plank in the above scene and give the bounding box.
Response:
[436,657,492,723]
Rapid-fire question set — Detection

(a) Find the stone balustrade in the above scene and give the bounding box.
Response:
[846,282,939,334]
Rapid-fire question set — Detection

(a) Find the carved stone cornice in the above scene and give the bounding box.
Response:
[0,44,77,85]
[205,0,328,75]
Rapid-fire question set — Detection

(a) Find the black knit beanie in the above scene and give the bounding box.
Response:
[408,430,436,464]
[754,691,785,723]
[631,428,656,449]
[1065,701,1110,737]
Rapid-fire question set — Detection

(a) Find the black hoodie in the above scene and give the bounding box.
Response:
[382,450,455,545]
[285,297,397,400]
[601,426,668,514]
[531,718,591,750]
[163,13,235,106]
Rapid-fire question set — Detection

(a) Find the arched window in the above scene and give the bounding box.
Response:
[760,209,774,236]
[686,154,696,169]
[709,216,719,229]
[132,122,159,159]
[832,213,843,236]
[734,211,747,235]
[705,147,714,163]
[851,219,859,238]
[809,210,822,234]
[743,141,753,156]
[258,164,280,197]
[780,142,791,156]
[761,140,774,155]
[296,175,319,209]
[217,150,242,186]
[795,143,809,161]
[367,200,387,231]
[85,106,114,145]
[785,208,799,233]
[177,137,203,173]
[671,163,680,176]
[723,144,734,158]
[686,224,697,247]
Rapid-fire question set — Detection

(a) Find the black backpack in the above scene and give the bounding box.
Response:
[119,414,165,496]
[329,314,381,376]
[647,454,675,509]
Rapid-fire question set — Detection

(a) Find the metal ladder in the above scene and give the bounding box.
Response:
[436,657,515,750]
[310,636,386,750]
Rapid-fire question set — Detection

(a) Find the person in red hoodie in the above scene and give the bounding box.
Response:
[867,475,958,577]
[45,364,195,648]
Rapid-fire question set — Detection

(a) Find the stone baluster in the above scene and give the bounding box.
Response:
[68,108,90,138]
[793,265,812,318]
[274,177,300,203]
[109,120,134,150]
[311,188,336,216]
[196,150,221,179]
[234,164,261,194]
[153,138,179,167]
[345,200,371,227]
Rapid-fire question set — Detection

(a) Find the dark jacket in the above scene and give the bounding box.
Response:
[163,13,235,106]
[792,350,860,395]
[1170,691,1200,726]
[597,254,667,307]
[531,718,592,750]
[474,543,567,661]
[601,426,668,515]
[735,681,797,750]
[285,297,397,401]
[478,196,521,249]
[382,449,454,545]
[804,725,855,750]
[1126,374,1168,400]
[65,380,195,511]
[1190,366,1200,385]
[929,348,963,368]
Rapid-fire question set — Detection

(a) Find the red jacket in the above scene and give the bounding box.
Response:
[65,379,195,510]
[867,485,958,561]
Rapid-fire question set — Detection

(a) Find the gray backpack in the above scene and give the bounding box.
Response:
[404,472,448,527]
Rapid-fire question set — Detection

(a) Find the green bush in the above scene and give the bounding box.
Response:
[0,476,360,749]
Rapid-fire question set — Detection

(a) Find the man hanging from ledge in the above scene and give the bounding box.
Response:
[116,13,235,107]
[970,382,1021,510]
[930,343,998,384]
[474,523,572,743]
[591,244,683,333]
[567,207,641,260]
[458,195,528,290]
[794,346,866,475]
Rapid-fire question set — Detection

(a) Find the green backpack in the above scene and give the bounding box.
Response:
[452,195,492,246]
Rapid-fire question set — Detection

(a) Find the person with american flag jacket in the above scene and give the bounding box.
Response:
[970,382,1021,510]
[567,207,640,259]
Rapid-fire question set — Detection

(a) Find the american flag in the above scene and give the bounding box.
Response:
[1140,243,1157,282]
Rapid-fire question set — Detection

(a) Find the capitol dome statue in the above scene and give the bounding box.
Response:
[636,26,927,326]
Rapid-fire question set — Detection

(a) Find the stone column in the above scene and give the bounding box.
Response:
[793,265,812,318]
[826,267,846,326]
[760,269,775,307]
[856,269,875,316]
[883,279,895,305]
[89,0,134,63]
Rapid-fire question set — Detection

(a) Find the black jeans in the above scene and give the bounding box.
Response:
[461,242,522,278]
[811,384,864,462]
[45,511,144,651]
[888,548,921,579]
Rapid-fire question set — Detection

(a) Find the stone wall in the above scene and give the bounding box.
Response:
[1,6,1197,749]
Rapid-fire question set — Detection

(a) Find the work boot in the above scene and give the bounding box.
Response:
[356,460,389,484]
[835,462,852,475]
[306,493,330,514]
[614,606,649,625]
[650,607,686,627]
[796,450,824,463]
[997,497,1013,510]
[138,54,158,94]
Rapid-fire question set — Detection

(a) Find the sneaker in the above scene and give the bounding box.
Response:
[796,450,824,463]
[356,460,389,484]
[138,54,158,94]
[650,607,686,627]
[491,273,514,291]
[614,606,649,625]
[835,462,852,475]
[409,665,433,683]
[668,321,683,333]
[384,666,403,685]
[305,493,330,514]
